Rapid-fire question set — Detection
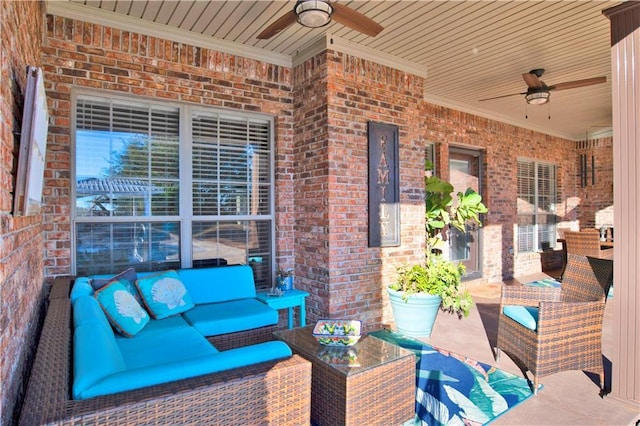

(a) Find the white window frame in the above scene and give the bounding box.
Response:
[71,90,275,283]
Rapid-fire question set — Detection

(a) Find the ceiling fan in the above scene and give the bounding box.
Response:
[257,0,383,40]
[479,69,607,105]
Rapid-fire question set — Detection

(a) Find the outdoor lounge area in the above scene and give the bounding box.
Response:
[2,1,639,425]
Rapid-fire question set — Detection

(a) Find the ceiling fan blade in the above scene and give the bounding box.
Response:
[479,92,526,102]
[522,72,544,89]
[549,76,607,91]
[331,3,383,37]
[257,10,297,39]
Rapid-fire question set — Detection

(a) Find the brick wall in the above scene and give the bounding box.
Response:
[419,105,578,280]
[0,1,46,425]
[324,51,426,327]
[291,53,332,322]
[40,15,295,279]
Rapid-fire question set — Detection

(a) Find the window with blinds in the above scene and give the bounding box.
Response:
[517,159,557,252]
[73,94,274,287]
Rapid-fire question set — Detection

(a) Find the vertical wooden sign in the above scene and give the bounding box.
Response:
[368,121,400,247]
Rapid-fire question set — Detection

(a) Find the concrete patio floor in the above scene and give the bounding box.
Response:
[419,271,640,425]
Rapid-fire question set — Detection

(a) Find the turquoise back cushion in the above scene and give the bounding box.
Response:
[70,277,93,304]
[73,323,126,400]
[135,270,195,319]
[177,265,256,304]
[95,280,150,337]
[73,295,112,334]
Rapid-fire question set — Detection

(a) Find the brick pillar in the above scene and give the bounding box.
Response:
[292,50,426,329]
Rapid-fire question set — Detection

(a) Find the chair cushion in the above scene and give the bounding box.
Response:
[182,299,278,336]
[503,305,539,331]
[115,315,218,369]
[95,280,150,337]
[73,295,113,334]
[136,270,195,319]
[73,323,126,400]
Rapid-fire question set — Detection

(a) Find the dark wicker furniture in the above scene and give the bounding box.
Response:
[495,254,613,394]
[275,325,415,426]
[19,279,312,425]
[563,229,613,259]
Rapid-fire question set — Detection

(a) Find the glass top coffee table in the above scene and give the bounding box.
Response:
[274,325,415,426]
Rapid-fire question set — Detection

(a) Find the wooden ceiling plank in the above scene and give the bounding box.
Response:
[113,0,133,15]
[188,1,226,34]
[165,1,198,28]
[174,1,212,31]
[126,0,147,17]
[140,0,162,21]
[153,1,183,26]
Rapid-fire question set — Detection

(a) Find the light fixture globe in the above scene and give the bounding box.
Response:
[295,0,333,28]
[525,89,550,105]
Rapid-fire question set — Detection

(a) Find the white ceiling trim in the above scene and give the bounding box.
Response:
[45,1,292,68]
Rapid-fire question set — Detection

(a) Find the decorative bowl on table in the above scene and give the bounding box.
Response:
[312,319,362,346]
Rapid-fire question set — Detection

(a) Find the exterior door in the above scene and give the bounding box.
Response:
[449,148,483,279]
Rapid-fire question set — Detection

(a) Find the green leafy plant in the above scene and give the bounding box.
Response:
[390,170,488,319]
[275,266,293,277]
[425,175,488,253]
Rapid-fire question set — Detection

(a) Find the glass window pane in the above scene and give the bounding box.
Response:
[75,222,180,275]
[517,159,557,253]
[75,96,179,218]
[192,220,272,290]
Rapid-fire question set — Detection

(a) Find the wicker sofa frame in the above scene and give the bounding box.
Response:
[495,254,613,395]
[19,279,312,425]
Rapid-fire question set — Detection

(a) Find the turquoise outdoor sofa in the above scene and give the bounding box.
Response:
[18,266,312,425]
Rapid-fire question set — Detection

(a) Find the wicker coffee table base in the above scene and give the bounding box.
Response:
[309,353,415,425]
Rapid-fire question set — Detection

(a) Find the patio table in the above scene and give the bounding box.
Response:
[274,325,415,426]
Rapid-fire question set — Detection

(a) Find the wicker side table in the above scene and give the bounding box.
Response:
[275,325,415,426]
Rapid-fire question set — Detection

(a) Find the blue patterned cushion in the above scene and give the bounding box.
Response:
[90,268,142,304]
[95,280,150,337]
[91,267,137,291]
[135,270,194,319]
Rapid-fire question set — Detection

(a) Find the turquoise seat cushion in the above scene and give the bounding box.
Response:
[135,270,195,319]
[73,295,112,334]
[116,315,218,369]
[503,305,539,331]
[182,299,278,336]
[177,265,256,304]
[95,280,150,337]
[73,323,126,400]
[74,341,292,400]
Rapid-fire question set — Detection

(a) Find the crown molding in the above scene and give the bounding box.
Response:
[45,1,292,68]
[292,34,429,79]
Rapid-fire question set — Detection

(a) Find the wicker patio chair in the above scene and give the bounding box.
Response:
[563,229,613,259]
[495,253,613,395]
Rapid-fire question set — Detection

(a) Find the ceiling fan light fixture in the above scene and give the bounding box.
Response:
[525,90,550,105]
[295,0,333,28]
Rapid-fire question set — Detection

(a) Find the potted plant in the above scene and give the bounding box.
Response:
[388,173,488,337]
[276,266,294,292]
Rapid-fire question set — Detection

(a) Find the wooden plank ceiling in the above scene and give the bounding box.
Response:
[55,0,620,141]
